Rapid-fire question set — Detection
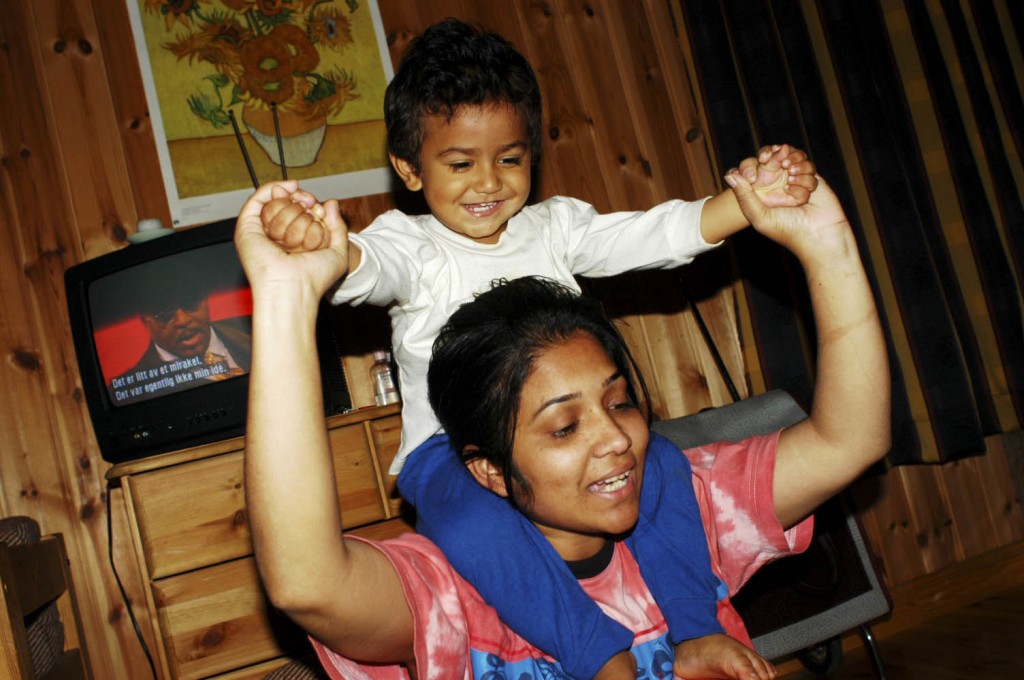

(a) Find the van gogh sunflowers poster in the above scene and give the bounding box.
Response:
[127,0,394,226]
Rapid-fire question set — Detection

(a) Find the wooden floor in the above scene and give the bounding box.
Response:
[779,583,1024,679]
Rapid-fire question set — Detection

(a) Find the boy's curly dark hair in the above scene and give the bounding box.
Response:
[384,18,543,173]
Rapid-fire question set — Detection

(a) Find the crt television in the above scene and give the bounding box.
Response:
[65,218,351,464]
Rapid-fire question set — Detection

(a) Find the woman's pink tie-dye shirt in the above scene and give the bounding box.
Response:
[312,431,812,679]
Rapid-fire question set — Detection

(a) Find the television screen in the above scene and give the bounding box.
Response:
[88,241,251,407]
[66,219,351,464]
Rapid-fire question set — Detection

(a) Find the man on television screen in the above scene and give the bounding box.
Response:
[109,274,251,405]
[135,291,250,375]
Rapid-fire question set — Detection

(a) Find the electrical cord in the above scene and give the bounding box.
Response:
[106,481,159,679]
[677,273,742,403]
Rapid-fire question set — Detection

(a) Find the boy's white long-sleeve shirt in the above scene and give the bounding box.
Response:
[331,194,714,474]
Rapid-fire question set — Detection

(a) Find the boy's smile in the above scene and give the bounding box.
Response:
[391,104,532,244]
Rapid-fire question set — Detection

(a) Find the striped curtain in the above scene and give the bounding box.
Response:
[674,0,1024,465]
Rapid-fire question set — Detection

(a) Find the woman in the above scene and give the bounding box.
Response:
[236,172,889,679]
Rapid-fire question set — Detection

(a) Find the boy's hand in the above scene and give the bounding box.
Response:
[674,633,777,680]
[236,181,350,299]
[738,144,817,208]
[699,144,815,243]
[261,184,333,253]
[725,170,852,269]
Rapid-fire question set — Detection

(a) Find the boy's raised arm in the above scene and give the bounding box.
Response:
[725,173,891,528]
[237,184,412,661]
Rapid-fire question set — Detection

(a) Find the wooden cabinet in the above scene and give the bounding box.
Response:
[107,404,411,680]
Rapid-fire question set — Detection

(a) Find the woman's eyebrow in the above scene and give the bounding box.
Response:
[531,392,580,421]
[530,371,624,421]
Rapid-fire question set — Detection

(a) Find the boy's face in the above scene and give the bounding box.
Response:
[391,104,532,244]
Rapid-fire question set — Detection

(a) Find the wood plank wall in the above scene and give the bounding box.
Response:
[0,2,1020,678]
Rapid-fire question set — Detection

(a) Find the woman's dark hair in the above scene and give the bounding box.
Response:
[428,277,651,507]
[384,18,543,173]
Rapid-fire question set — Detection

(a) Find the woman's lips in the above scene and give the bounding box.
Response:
[588,468,634,494]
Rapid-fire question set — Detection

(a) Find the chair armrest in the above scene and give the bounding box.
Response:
[651,389,807,449]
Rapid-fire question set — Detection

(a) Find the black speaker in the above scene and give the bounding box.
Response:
[652,390,891,660]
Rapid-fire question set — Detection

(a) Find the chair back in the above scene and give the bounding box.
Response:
[652,390,891,660]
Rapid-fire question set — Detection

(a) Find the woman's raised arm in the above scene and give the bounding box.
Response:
[237,183,415,661]
[725,174,891,528]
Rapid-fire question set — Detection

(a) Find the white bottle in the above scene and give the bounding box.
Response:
[370,351,400,406]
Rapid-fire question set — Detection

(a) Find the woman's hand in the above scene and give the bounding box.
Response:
[724,171,855,271]
[739,143,818,208]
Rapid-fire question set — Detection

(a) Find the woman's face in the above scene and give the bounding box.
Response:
[510,331,649,560]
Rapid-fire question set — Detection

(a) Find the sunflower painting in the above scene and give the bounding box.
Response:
[127,0,393,227]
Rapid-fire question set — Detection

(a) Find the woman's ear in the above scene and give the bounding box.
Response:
[464,449,509,498]
[389,154,423,192]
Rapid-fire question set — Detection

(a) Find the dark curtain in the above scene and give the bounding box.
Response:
[675,0,1024,464]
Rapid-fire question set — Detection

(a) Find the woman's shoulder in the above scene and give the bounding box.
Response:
[343,533,537,675]
[358,533,484,605]
[363,532,449,568]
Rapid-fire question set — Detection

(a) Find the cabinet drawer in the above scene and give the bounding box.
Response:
[128,451,250,579]
[328,423,388,527]
[158,524,413,680]
[131,424,387,579]
[368,415,403,515]
[154,557,306,680]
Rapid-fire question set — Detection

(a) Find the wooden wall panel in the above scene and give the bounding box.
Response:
[901,465,963,572]
[943,455,1007,560]
[91,0,173,230]
[0,1,158,677]
[848,436,1024,590]
[32,1,139,260]
[973,436,1024,546]
[0,1,1020,678]
[640,0,720,200]
[851,466,931,585]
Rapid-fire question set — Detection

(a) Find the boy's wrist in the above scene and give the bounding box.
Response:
[699,189,749,243]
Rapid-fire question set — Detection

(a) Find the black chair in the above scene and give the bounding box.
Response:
[653,389,890,678]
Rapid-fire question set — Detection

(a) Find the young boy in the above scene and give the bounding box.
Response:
[259,18,815,680]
